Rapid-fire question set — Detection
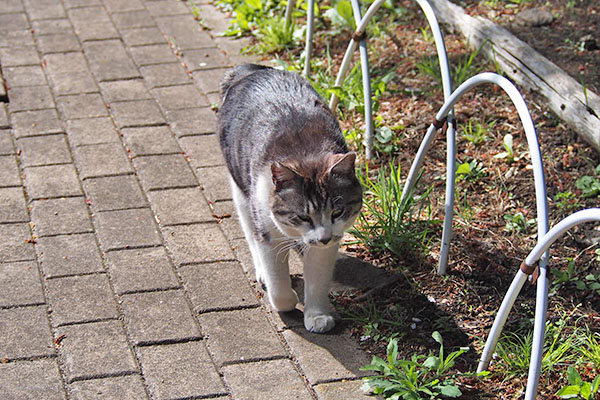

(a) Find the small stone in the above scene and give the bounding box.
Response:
[515,8,554,27]
[580,34,598,51]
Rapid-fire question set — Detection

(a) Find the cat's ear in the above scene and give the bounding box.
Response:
[271,162,298,188]
[329,152,356,176]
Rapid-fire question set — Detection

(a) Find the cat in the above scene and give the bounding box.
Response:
[217,64,362,333]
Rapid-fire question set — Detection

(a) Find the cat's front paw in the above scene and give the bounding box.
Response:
[304,312,335,333]
[269,289,299,312]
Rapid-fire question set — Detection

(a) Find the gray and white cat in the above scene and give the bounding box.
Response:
[218,64,362,333]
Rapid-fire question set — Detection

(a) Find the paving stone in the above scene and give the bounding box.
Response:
[0,0,24,13]
[223,359,313,400]
[0,46,39,67]
[3,65,47,87]
[99,79,152,103]
[0,12,29,31]
[66,117,120,147]
[198,308,286,365]
[8,85,55,112]
[0,187,28,223]
[44,52,98,96]
[121,126,181,156]
[193,67,228,94]
[57,321,138,382]
[74,143,132,179]
[24,164,82,199]
[83,40,140,82]
[0,129,14,155]
[111,10,154,30]
[314,380,372,400]
[95,208,161,251]
[0,223,36,262]
[37,33,81,54]
[214,36,259,65]
[57,93,109,120]
[0,261,44,307]
[133,154,197,190]
[0,306,54,359]
[31,18,72,35]
[198,3,232,36]
[83,175,147,212]
[37,233,104,278]
[282,327,372,385]
[0,155,21,187]
[179,134,224,168]
[130,44,178,67]
[163,223,234,265]
[46,274,118,326]
[121,27,166,47]
[140,63,191,89]
[152,84,208,111]
[0,360,65,400]
[0,104,9,129]
[155,15,214,50]
[179,262,258,312]
[68,7,118,42]
[63,0,101,8]
[121,290,201,345]
[23,0,66,20]
[196,165,233,203]
[147,187,213,225]
[17,134,71,167]
[217,202,246,240]
[68,375,147,400]
[138,341,226,400]
[144,0,190,16]
[109,100,165,128]
[106,247,179,294]
[166,107,217,137]
[30,197,92,237]
[103,0,144,13]
[11,109,64,138]
[182,47,230,71]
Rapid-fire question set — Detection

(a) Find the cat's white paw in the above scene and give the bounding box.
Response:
[304,312,335,333]
[269,289,299,312]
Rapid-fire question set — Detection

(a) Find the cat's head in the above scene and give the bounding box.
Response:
[269,152,363,248]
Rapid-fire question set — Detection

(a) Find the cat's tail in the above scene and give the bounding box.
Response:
[220,63,270,101]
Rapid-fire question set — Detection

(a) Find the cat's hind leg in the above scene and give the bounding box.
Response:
[302,244,338,333]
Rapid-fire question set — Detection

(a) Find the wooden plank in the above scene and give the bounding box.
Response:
[429,0,600,151]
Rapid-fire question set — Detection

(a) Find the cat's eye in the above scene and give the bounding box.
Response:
[291,214,312,224]
[331,208,344,219]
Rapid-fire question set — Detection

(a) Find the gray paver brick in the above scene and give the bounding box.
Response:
[179,134,224,168]
[30,197,92,237]
[66,117,120,147]
[0,261,44,307]
[138,341,226,400]
[144,0,190,17]
[57,321,138,382]
[46,274,119,326]
[24,164,82,199]
[57,93,109,120]
[36,33,81,54]
[66,6,109,25]
[193,68,228,94]
[63,0,101,8]
[37,233,104,278]
[182,47,230,71]
[0,46,39,67]
[314,380,373,400]
[121,126,181,156]
[109,100,165,128]
[45,70,98,97]
[163,223,234,265]
[152,84,208,111]
[0,155,21,187]
[121,290,201,345]
[23,0,66,21]
[95,208,161,251]
[111,10,154,30]
[74,142,132,179]
[223,359,314,400]
[198,308,287,365]
[0,359,65,400]
[199,3,233,36]
[120,27,166,47]
[44,52,91,74]
[8,85,55,112]
[0,104,9,129]
[31,18,72,35]
[0,306,54,359]
[155,15,214,50]
[140,63,191,89]
[11,109,64,138]
[68,375,147,400]
[0,187,28,223]
[99,79,152,103]
[67,6,118,42]
[106,247,179,294]
[0,13,29,31]
[130,44,178,67]
[196,165,233,203]
[83,40,140,82]
[0,129,13,155]
[133,154,197,190]
[17,134,71,167]
[179,261,259,312]
[83,175,147,212]
[147,186,213,225]
[103,0,144,13]
[166,107,217,137]
[3,65,47,87]
[0,0,24,13]
[0,223,36,262]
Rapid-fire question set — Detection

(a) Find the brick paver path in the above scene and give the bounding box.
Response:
[0,0,380,399]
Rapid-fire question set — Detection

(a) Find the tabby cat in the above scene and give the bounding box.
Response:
[218,64,362,333]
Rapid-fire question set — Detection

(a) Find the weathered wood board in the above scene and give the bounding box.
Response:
[429,0,600,151]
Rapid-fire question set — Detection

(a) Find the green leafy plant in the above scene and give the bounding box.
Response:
[460,119,495,146]
[324,0,356,31]
[555,191,580,211]
[416,41,485,88]
[575,175,600,198]
[552,259,600,295]
[494,133,519,162]
[254,16,298,53]
[455,159,486,183]
[503,211,535,232]
[556,366,600,399]
[361,332,469,399]
[343,298,408,343]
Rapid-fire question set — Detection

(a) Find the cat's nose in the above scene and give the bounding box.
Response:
[319,236,331,245]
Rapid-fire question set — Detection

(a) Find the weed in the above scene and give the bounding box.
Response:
[555,191,580,211]
[460,119,495,146]
[455,159,486,183]
[575,173,600,198]
[494,133,519,162]
[343,298,408,343]
[324,0,356,32]
[503,211,535,233]
[579,329,600,367]
[556,366,600,400]
[361,332,470,399]
[254,16,298,53]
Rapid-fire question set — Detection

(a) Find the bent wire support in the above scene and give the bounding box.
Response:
[478,208,600,398]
